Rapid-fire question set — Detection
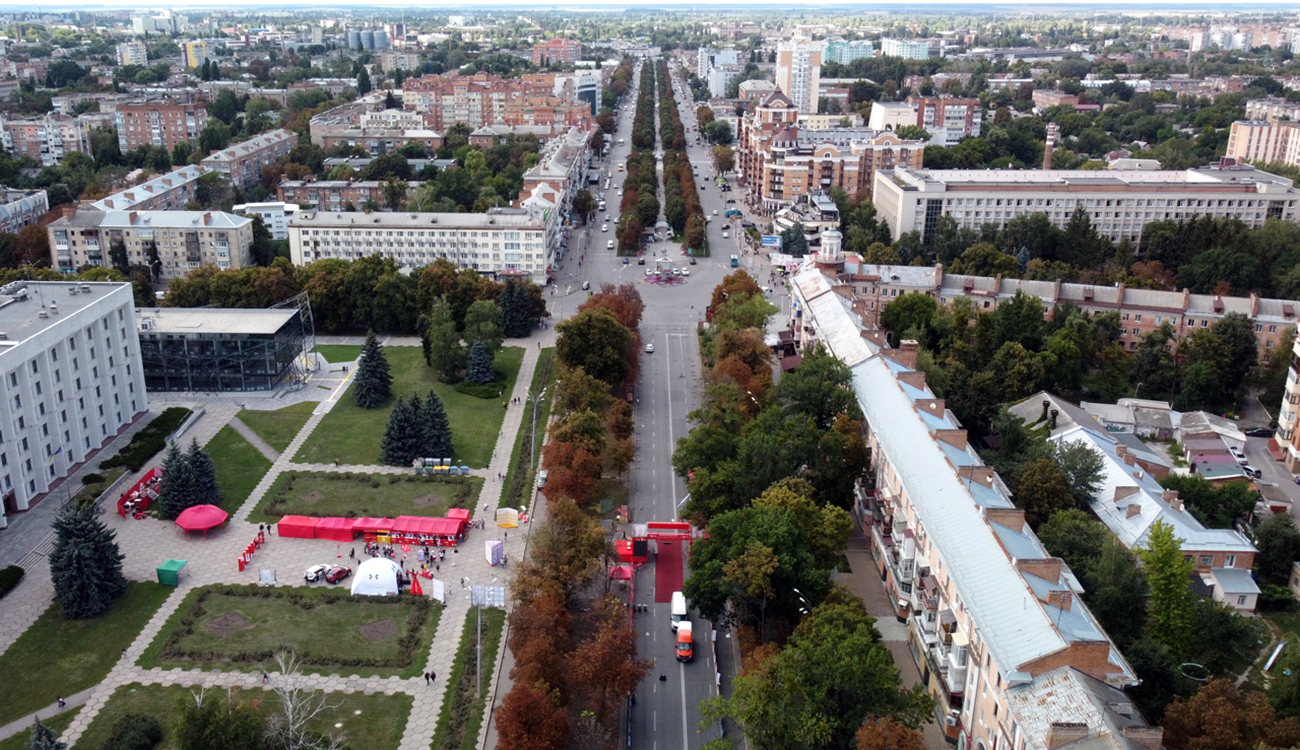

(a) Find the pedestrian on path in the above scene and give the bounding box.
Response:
[424,672,430,685]
[430,671,436,682]
[262,672,269,685]
[334,458,339,466]
[57,695,65,708]
[350,548,355,560]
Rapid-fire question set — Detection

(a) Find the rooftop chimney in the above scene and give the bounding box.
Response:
[1125,504,1142,519]
[1016,557,1063,583]
[1046,723,1089,750]
[985,507,1027,532]
[1121,727,1164,750]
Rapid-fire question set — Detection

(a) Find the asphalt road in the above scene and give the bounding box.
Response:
[557,60,748,750]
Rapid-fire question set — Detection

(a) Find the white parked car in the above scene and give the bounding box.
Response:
[607,240,615,250]
[645,342,655,353]
[682,268,690,276]
[602,224,609,232]
[712,209,718,215]
[304,564,329,583]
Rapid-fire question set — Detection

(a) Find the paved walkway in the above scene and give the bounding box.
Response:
[0,337,549,750]
[226,416,280,461]
[838,530,949,750]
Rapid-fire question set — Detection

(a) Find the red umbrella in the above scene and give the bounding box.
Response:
[175,505,229,537]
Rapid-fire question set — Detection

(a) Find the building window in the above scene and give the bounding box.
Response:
[1199,555,1213,566]
[1226,555,1237,567]
[1238,595,1248,606]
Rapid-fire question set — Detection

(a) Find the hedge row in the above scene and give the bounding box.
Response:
[99,407,192,472]
[0,565,24,599]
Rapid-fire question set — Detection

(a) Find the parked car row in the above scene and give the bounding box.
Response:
[304,564,352,584]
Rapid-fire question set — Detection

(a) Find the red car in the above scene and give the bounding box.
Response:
[324,566,352,584]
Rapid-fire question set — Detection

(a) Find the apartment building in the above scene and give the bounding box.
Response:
[775,38,823,114]
[822,256,1297,357]
[183,41,209,69]
[787,255,1158,750]
[88,165,209,212]
[1245,97,1300,121]
[380,52,421,72]
[532,38,582,67]
[287,206,553,283]
[116,41,148,67]
[276,179,421,211]
[1226,119,1300,168]
[826,39,875,64]
[232,202,299,240]
[0,280,148,528]
[738,91,923,213]
[1031,89,1081,111]
[907,96,982,145]
[0,113,95,167]
[200,129,299,191]
[400,73,577,131]
[1278,336,1300,471]
[872,163,1300,245]
[316,127,443,157]
[115,100,208,153]
[47,208,253,280]
[0,189,49,235]
[880,38,937,59]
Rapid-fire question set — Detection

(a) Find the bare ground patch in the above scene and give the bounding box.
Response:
[203,611,253,637]
[359,619,398,643]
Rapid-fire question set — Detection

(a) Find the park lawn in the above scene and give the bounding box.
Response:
[238,402,317,453]
[139,586,441,679]
[0,709,76,750]
[246,472,483,525]
[78,683,411,750]
[430,607,506,750]
[315,344,364,364]
[296,347,523,468]
[0,582,174,726]
[77,466,127,505]
[205,425,274,513]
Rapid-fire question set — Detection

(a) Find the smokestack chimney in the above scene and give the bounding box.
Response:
[1040,399,1050,423]
[1050,409,1059,430]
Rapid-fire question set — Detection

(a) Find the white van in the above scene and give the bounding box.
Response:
[671,591,687,631]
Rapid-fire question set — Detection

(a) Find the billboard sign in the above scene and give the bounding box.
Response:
[761,235,782,248]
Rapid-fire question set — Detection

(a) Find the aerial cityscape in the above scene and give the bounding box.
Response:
[7,5,1300,750]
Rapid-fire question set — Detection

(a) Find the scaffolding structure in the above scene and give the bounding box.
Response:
[273,292,319,386]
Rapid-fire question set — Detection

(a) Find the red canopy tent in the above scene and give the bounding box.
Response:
[175,504,229,537]
[353,518,395,541]
[118,467,162,518]
[314,517,358,542]
[446,508,470,524]
[277,515,320,539]
[431,517,466,538]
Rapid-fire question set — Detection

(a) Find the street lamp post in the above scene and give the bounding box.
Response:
[527,389,548,475]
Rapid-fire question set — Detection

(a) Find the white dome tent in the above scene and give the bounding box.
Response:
[351,558,402,596]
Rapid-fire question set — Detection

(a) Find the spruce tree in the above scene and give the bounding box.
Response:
[49,503,127,619]
[420,389,454,459]
[156,442,198,520]
[353,330,393,408]
[466,341,495,384]
[426,297,464,382]
[380,394,424,466]
[187,437,220,507]
[29,719,66,750]
[500,281,533,339]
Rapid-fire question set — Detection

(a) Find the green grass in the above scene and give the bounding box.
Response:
[500,348,554,511]
[138,586,441,679]
[246,471,483,525]
[77,466,127,505]
[429,607,506,750]
[0,582,173,726]
[296,347,523,469]
[0,709,76,750]
[315,345,364,363]
[206,425,274,512]
[77,684,411,750]
[238,402,317,453]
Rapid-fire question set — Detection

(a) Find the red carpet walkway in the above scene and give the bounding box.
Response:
[654,539,684,602]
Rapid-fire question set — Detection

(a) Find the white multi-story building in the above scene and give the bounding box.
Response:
[1245,97,1300,121]
[696,47,741,78]
[233,201,299,240]
[1226,120,1300,168]
[873,164,1300,244]
[116,41,148,67]
[881,38,936,60]
[826,39,875,64]
[47,209,254,279]
[0,280,147,528]
[288,206,553,283]
[775,38,823,115]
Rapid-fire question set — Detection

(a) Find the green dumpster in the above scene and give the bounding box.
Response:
[157,559,188,586]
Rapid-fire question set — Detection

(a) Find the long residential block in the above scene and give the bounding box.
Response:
[47,208,253,280]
